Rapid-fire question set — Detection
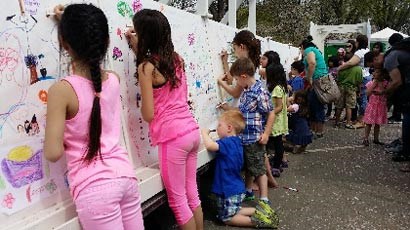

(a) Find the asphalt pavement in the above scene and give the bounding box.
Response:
[145,122,410,230]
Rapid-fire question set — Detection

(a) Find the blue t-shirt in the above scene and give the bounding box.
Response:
[303,47,328,79]
[288,76,304,93]
[212,136,245,197]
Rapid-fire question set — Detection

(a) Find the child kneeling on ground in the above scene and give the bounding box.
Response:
[201,110,279,228]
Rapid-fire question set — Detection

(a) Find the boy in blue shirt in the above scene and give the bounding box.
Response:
[201,110,278,228]
[219,57,275,201]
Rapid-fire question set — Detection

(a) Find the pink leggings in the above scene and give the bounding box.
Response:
[158,130,201,226]
[74,178,144,230]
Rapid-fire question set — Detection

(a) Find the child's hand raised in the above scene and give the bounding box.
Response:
[220,50,228,63]
[125,28,138,54]
[53,4,64,21]
[217,73,228,85]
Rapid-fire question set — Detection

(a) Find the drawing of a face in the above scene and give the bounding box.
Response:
[17,125,24,133]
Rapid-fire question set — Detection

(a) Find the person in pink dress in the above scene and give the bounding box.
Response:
[362,68,389,146]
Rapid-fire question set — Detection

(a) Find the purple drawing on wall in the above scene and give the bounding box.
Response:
[1,147,43,188]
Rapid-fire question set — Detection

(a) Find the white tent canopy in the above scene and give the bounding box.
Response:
[371,27,408,41]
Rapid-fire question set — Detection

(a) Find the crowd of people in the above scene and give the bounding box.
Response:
[41,3,409,229]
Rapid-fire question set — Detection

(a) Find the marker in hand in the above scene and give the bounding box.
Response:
[215,101,227,109]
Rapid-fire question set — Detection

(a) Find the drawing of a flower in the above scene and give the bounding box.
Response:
[45,179,57,193]
[2,193,15,209]
[132,0,142,12]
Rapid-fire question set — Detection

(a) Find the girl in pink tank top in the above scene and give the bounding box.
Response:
[125,9,203,229]
[44,4,143,229]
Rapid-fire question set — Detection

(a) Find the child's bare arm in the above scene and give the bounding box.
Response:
[201,128,219,152]
[259,111,275,145]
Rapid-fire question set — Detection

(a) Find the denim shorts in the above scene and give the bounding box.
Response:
[308,89,326,122]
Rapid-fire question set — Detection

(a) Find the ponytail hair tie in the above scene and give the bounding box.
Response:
[95,92,101,98]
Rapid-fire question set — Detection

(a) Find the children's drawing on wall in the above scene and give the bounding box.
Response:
[0,141,67,215]
[1,145,43,188]
[0,0,69,215]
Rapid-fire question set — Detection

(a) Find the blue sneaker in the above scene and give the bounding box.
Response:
[244,191,255,201]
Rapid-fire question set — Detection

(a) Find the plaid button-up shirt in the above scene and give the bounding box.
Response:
[239,80,273,145]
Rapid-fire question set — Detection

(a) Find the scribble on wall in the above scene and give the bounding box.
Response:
[1,146,43,188]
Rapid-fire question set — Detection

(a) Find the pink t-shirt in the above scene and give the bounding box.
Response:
[63,74,135,200]
[149,60,199,146]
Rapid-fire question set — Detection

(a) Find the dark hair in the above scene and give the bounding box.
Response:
[133,9,180,88]
[59,4,109,163]
[346,40,357,54]
[232,30,261,69]
[388,33,404,46]
[230,57,255,77]
[344,52,354,62]
[291,60,304,73]
[356,34,368,50]
[364,51,374,65]
[293,90,309,117]
[373,42,383,53]
[299,35,318,49]
[266,63,288,93]
[262,51,281,67]
[327,56,340,68]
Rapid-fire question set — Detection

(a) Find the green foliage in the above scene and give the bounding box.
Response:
[235,0,410,45]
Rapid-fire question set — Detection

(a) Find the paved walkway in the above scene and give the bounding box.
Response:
[145,122,410,229]
[202,123,410,229]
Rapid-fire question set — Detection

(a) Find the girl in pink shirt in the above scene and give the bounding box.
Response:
[126,9,203,230]
[44,4,143,229]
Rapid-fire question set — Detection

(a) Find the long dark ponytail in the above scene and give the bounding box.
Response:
[59,4,109,163]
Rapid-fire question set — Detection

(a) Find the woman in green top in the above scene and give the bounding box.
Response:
[266,64,288,177]
[300,36,328,138]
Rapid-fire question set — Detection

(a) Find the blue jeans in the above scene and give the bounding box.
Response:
[402,112,410,157]
[308,89,325,123]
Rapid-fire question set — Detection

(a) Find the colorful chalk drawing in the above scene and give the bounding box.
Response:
[0,0,70,216]
[2,193,15,209]
[1,146,43,188]
[132,0,143,12]
[117,0,134,18]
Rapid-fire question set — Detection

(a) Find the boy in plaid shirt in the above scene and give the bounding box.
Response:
[220,57,275,204]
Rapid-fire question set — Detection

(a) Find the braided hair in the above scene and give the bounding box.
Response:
[133,9,181,89]
[232,30,261,69]
[59,4,109,163]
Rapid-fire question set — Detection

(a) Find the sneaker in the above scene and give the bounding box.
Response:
[281,161,289,168]
[256,201,279,228]
[244,191,255,201]
[251,209,278,229]
[271,168,281,177]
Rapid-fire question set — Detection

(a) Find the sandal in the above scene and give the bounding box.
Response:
[345,124,355,129]
[362,139,369,146]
